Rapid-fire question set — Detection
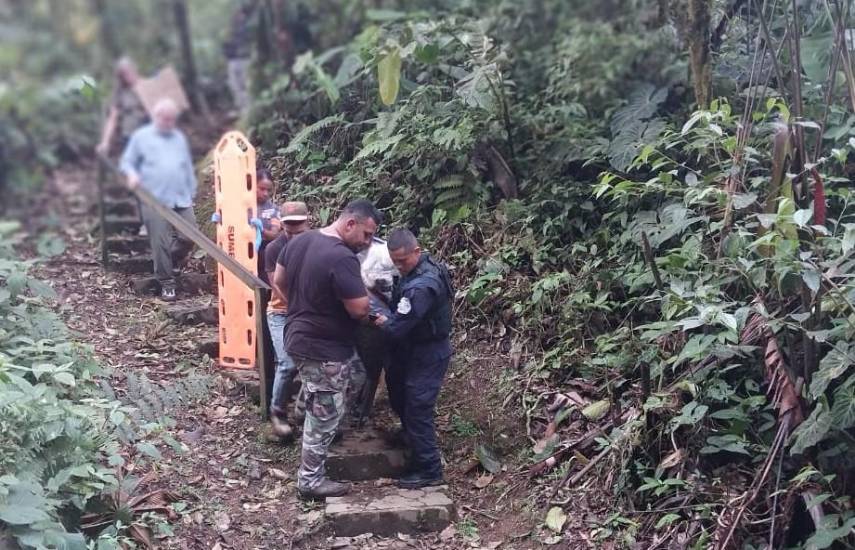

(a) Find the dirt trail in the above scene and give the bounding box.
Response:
[12,159,547,549]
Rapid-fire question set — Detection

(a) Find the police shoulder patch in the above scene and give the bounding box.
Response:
[396,296,412,315]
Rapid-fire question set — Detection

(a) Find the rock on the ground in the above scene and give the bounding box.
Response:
[166,302,218,325]
[327,429,407,482]
[325,486,454,537]
[130,272,215,295]
[197,335,219,357]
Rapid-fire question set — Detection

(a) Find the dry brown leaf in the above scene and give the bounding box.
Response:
[474,473,494,489]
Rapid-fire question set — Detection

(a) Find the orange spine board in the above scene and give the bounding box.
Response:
[213,132,258,370]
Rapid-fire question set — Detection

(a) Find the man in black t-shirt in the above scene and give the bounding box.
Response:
[273,199,382,499]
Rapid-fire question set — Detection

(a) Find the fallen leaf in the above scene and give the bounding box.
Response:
[440,525,457,541]
[659,448,684,470]
[545,506,567,533]
[268,468,289,480]
[214,511,231,532]
[582,399,610,421]
[475,443,502,474]
[474,473,493,489]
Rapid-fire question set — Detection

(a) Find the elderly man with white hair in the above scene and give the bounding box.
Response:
[120,98,197,301]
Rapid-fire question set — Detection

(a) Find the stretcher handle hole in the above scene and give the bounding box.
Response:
[223,356,235,364]
[247,300,253,317]
[238,358,251,366]
[247,241,254,259]
[221,300,226,316]
[221,327,228,344]
[245,173,253,192]
[246,329,252,346]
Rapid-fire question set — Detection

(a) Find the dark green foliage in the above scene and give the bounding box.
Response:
[249,0,855,546]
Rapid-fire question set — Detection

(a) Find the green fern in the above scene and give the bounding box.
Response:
[352,134,403,161]
[284,114,345,154]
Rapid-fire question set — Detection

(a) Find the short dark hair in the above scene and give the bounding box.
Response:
[387,227,419,253]
[342,199,383,225]
[256,168,273,183]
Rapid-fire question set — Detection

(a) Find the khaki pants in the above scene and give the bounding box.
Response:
[140,204,196,285]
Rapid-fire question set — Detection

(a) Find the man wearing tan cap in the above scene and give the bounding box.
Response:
[264,201,311,438]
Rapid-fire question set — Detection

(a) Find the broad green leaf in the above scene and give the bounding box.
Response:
[378,49,402,106]
[7,270,28,296]
[475,443,501,474]
[365,8,406,21]
[793,208,813,228]
[28,278,57,299]
[842,223,855,253]
[655,513,681,529]
[415,43,440,64]
[545,506,567,532]
[36,233,66,258]
[53,372,76,387]
[790,402,833,455]
[582,399,610,420]
[135,442,162,460]
[810,345,853,399]
[0,483,51,525]
[831,383,855,429]
[802,269,821,294]
[0,503,50,525]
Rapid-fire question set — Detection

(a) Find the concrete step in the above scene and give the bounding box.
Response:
[103,215,142,234]
[327,429,407,482]
[104,185,133,200]
[106,235,149,254]
[129,272,215,296]
[103,197,139,217]
[107,254,153,274]
[166,302,218,325]
[325,485,454,537]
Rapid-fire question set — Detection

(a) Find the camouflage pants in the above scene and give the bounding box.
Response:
[293,354,366,425]
[295,353,365,490]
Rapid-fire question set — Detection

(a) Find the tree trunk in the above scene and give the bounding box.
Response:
[172,0,201,112]
[89,0,121,60]
[687,0,712,108]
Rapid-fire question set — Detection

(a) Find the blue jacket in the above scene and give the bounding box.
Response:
[382,254,453,362]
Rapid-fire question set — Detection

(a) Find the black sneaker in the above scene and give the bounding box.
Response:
[160,285,177,302]
[396,470,444,490]
[297,479,351,500]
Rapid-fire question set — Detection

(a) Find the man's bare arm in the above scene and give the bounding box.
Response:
[96,105,119,154]
[341,296,370,320]
[273,264,288,300]
[268,270,287,307]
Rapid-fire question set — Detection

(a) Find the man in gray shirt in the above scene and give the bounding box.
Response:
[120,98,197,301]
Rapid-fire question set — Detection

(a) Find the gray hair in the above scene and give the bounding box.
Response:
[153,97,179,117]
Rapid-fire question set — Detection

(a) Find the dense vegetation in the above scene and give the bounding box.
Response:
[248,0,855,547]
[2,0,855,547]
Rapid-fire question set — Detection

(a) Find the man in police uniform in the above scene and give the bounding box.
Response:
[373,228,453,489]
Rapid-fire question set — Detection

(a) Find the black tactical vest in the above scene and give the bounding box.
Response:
[393,254,453,343]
